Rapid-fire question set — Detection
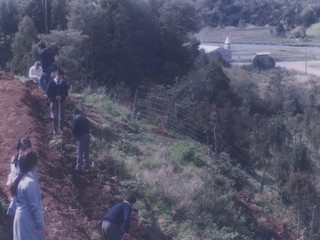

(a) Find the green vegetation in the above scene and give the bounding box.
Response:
[306,23,320,37]
[74,56,320,239]
[2,0,320,239]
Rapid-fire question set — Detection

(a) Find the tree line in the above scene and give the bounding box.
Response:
[0,0,201,95]
[2,0,320,95]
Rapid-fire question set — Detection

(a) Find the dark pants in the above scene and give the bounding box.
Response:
[50,101,65,134]
[40,68,53,91]
[102,220,121,240]
[76,133,90,169]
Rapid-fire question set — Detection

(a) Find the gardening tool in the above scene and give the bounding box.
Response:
[58,99,61,134]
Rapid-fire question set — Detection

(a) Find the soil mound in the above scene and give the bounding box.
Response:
[0,72,144,240]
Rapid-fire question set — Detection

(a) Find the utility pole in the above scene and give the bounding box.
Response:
[42,0,48,34]
[305,48,308,75]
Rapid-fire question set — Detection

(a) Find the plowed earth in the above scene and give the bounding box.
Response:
[0,72,146,240]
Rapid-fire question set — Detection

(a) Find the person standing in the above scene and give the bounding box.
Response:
[37,41,55,91]
[71,108,91,171]
[10,151,46,240]
[28,61,43,85]
[102,195,136,240]
[46,69,68,135]
[6,137,33,216]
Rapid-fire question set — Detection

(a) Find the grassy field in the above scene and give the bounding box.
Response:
[196,25,320,46]
[197,25,320,62]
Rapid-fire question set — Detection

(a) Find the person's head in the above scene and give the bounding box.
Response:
[16,137,32,151]
[124,194,137,205]
[56,69,64,80]
[35,61,41,69]
[10,151,38,196]
[19,151,38,174]
[37,41,46,50]
[73,108,81,116]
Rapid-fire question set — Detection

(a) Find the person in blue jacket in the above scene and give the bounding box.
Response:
[37,41,55,91]
[102,194,136,240]
[46,69,68,135]
[71,108,91,171]
[11,151,46,240]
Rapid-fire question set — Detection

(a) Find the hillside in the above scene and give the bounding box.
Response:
[0,72,147,240]
[0,68,318,240]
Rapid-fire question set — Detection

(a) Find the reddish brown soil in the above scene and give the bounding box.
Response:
[0,72,146,240]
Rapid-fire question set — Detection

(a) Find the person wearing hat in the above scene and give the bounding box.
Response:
[102,195,137,240]
[71,108,91,171]
[46,69,69,135]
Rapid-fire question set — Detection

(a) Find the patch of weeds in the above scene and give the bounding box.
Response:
[94,154,128,182]
[118,140,142,156]
[139,156,164,169]
[169,141,207,167]
[0,193,11,240]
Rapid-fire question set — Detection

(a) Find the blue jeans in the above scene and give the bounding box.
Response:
[76,133,90,169]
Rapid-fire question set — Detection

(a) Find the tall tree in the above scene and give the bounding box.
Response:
[10,16,38,74]
[22,0,51,34]
[51,0,69,30]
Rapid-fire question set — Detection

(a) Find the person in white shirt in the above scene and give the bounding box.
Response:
[28,61,43,84]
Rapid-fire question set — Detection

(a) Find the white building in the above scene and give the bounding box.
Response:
[199,37,232,63]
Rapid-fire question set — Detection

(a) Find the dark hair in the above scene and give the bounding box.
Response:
[13,137,32,167]
[17,137,32,151]
[10,151,38,196]
[73,108,81,115]
[124,194,136,204]
[57,69,64,75]
[37,41,46,49]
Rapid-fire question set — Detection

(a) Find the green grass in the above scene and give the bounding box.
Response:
[77,86,307,239]
[197,25,320,46]
[306,23,320,37]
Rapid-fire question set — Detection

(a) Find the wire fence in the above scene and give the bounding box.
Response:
[132,86,233,157]
[131,86,255,164]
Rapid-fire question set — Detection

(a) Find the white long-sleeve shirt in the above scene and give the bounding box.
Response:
[28,65,43,81]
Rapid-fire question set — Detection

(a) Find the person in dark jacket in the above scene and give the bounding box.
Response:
[46,69,68,135]
[71,108,90,171]
[102,195,136,240]
[37,41,55,91]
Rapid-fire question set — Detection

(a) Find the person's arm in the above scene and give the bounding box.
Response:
[27,181,46,230]
[122,204,132,234]
[6,156,17,186]
[46,81,54,100]
[29,67,37,79]
[71,118,78,138]
[61,81,69,101]
[37,67,43,80]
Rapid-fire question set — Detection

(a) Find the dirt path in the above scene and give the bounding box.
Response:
[0,72,121,240]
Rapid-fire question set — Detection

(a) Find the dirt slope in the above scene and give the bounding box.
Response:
[0,72,145,240]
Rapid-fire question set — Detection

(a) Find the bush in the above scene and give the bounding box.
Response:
[253,55,275,70]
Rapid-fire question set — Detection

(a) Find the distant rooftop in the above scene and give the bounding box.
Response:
[199,45,220,53]
[255,52,271,56]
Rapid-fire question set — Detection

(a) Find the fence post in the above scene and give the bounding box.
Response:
[132,89,138,118]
